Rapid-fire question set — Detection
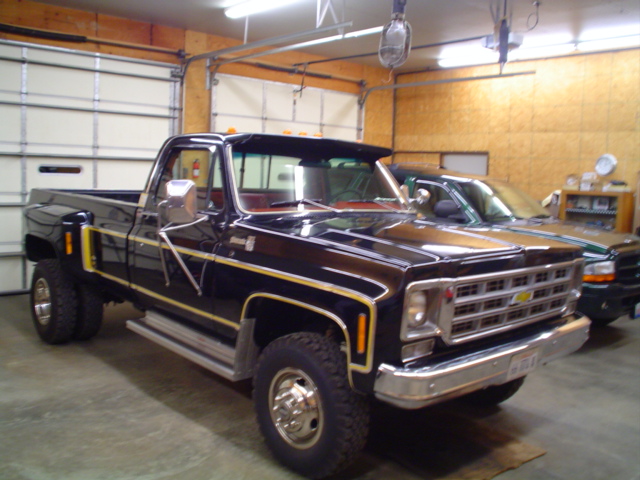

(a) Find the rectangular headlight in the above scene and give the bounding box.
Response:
[584,260,615,282]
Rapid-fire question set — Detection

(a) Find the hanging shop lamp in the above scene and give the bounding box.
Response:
[378,0,412,69]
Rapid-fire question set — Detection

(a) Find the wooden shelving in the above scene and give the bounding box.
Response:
[559,189,634,233]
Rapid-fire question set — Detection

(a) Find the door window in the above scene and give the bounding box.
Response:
[155,147,224,211]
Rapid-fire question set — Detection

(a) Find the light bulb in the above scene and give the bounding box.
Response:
[379,13,412,69]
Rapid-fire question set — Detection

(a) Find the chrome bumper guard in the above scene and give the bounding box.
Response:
[374,315,590,409]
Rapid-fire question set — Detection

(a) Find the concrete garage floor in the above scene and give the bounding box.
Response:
[1,294,639,480]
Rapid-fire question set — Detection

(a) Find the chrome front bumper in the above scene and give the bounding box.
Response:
[374,315,590,409]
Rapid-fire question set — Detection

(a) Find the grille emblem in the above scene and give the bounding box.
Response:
[511,290,533,305]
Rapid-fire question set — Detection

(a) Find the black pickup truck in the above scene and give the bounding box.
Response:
[25,133,590,478]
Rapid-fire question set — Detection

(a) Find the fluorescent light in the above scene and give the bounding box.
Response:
[437,49,498,68]
[578,35,640,52]
[225,0,301,19]
[521,33,573,48]
[580,25,640,42]
[437,27,640,68]
[345,26,383,38]
[281,26,384,49]
[513,43,576,60]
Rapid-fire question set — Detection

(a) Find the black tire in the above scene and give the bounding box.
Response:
[462,377,526,407]
[30,259,78,344]
[73,284,104,340]
[253,332,369,479]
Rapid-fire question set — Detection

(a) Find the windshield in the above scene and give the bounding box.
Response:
[230,150,409,214]
[459,179,550,222]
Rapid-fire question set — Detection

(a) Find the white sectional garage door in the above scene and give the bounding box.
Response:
[0,39,180,293]
[211,74,362,141]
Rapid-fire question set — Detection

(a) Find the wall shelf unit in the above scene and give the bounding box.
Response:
[559,189,634,233]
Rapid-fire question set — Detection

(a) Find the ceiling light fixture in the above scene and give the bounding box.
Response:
[210,25,381,67]
[578,34,640,52]
[252,26,384,50]
[224,0,301,19]
[512,43,576,60]
[437,49,498,68]
[378,0,412,69]
[439,29,639,69]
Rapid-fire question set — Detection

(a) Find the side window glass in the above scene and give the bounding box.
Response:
[155,147,224,211]
[415,181,467,223]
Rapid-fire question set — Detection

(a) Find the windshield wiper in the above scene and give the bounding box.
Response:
[270,198,337,211]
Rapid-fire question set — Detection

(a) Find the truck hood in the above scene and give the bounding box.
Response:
[500,221,640,255]
[248,214,579,266]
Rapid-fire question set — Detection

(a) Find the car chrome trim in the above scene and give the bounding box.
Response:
[374,315,590,409]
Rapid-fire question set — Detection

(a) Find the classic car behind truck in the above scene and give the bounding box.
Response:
[389,163,640,327]
[25,133,590,478]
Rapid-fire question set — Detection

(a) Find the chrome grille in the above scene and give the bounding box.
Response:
[616,251,640,285]
[447,261,580,343]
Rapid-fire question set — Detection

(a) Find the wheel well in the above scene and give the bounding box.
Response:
[248,296,345,350]
[25,234,57,262]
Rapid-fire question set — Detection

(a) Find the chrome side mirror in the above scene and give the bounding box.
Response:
[156,179,206,296]
[414,188,431,206]
[163,179,198,224]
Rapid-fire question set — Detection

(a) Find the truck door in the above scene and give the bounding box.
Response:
[130,143,237,338]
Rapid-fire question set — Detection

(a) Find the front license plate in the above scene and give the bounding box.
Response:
[506,348,539,381]
[634,302,640,319]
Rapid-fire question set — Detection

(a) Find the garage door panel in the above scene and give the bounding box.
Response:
[323,125,357,141]
[0,44,22,59]
[0,157,23,197]
[0,105,22,149]
[96,160,153,190]
[265,120,295,135]
[215,114,262,134]
[28,49,95,69]
[26,158,93,190]
[100,75,173,114]
[28,65,94,105]
[0,206,24,246]
[26,109,94,153]
[266,83,294,121]
[98,115,169,151]
[324,91,358,128]
[216,76,263,115]
[295,89,322,124]
[0,257,25,291]
[99,58,173,78]
[0,62,21,101]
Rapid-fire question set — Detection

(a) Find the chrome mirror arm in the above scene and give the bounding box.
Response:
[156,200,207,296]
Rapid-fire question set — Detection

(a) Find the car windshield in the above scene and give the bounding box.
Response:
[230,150,410,214]
[459,179,550,222]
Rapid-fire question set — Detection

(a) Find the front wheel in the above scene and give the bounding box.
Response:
[30,259,78,344]
[253,332,369,479]
[73,283,104,340]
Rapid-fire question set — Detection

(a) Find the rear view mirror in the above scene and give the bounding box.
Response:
[163,179,198,224]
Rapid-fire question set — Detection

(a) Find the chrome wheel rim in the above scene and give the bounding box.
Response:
[33,278,52,326]
[269,367,323,449]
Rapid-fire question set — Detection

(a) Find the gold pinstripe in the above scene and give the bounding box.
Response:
[81,225,377,373]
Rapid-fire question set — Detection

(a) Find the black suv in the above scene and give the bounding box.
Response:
[390,163,640,327]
